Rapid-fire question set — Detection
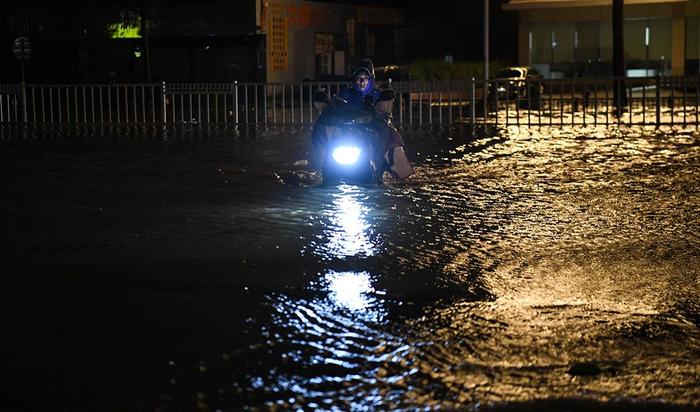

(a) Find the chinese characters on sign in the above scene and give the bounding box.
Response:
[269,16,288,72]
[264,0,334,75]
[287,3,311,28]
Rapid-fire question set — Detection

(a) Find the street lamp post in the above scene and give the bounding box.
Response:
[613,0,626,114]
[574,29,579,77]
[484,0,489,121]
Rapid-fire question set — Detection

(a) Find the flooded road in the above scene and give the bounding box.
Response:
[1,125,699,410]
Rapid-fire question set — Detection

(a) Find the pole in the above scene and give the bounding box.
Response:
[613,0,627,115]
[20,46,27,123]
[483,0,489,121]
[161,81,167,124]
[470,77,476,123]
[655,74,661,127]
[20,46,26,84]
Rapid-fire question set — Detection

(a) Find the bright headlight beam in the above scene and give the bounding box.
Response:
[332,146,361,165]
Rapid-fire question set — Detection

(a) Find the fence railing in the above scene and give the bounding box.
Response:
[2,76,700,128]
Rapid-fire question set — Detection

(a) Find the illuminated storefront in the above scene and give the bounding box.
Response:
[259,0,404,83]
[505,0,700,77]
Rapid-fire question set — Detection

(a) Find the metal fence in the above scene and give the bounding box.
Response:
[2,76,700,128]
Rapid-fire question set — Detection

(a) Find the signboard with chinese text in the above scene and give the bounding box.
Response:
[269,15,288,72]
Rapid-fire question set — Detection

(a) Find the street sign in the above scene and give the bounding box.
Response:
[13,36,32,60]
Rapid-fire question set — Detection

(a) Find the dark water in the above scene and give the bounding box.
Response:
[1,125,699,411]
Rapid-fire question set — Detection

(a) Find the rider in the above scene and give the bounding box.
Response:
[312,58,410,178]
[337,58,382,111]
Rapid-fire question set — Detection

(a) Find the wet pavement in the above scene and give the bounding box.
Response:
[1,124,699,411]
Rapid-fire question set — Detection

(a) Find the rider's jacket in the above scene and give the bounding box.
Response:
[335,87,381,111]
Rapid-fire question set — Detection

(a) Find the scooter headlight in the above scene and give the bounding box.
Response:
[332,146,361,165]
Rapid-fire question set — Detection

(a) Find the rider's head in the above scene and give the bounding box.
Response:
[352,58,375,95]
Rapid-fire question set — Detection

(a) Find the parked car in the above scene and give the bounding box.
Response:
[490,66,544,101]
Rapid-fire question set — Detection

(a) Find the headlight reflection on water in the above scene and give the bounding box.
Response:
[317,185,385,316]
[322,184,377,258]
[326,271,375,311]
[256,184,397,409]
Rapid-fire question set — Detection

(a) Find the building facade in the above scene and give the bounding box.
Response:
[1,0,404,84]
[259,0,404,83]
[504,0,700,78]
[1,0,264,84]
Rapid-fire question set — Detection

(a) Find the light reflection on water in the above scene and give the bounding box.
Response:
[321,184,377,259]
[247,125,700,410]
[325,271,376,311]
[257,182,409,409]
[5,124,699,410]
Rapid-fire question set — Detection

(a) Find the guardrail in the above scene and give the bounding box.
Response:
[1,76,699,128]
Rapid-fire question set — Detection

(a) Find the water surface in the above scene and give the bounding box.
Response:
[1,124,698,410]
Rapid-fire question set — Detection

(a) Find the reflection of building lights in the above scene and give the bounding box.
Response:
[326,271,374,310]
[645,26,650,47]
[325,185,375,257]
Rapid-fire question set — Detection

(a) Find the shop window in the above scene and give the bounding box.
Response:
[346,19,356,56]
[625,17,671,75]
[315,33,335,75]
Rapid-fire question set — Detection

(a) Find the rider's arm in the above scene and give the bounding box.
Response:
[335,88,352,103]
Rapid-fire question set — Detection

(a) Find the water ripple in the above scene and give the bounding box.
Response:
[3,125,699,410]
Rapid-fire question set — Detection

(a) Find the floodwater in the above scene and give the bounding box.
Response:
[1,124,699,411]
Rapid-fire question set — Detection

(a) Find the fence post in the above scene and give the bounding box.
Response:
[448,79,452,125]
[418,82,422,127]
[470,77,476,124]
[234,81,239,125]
[264,83,268,126]
[655,74,661,127]
[254,84,258,125]
[616,79,621,125]
[399,82,403,125]
[161,81,167,124]
[21,82,28,124]
[408,80,412,126]
[494,80,498,127]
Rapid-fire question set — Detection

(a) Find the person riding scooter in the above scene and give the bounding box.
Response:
[311,58,412,181]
